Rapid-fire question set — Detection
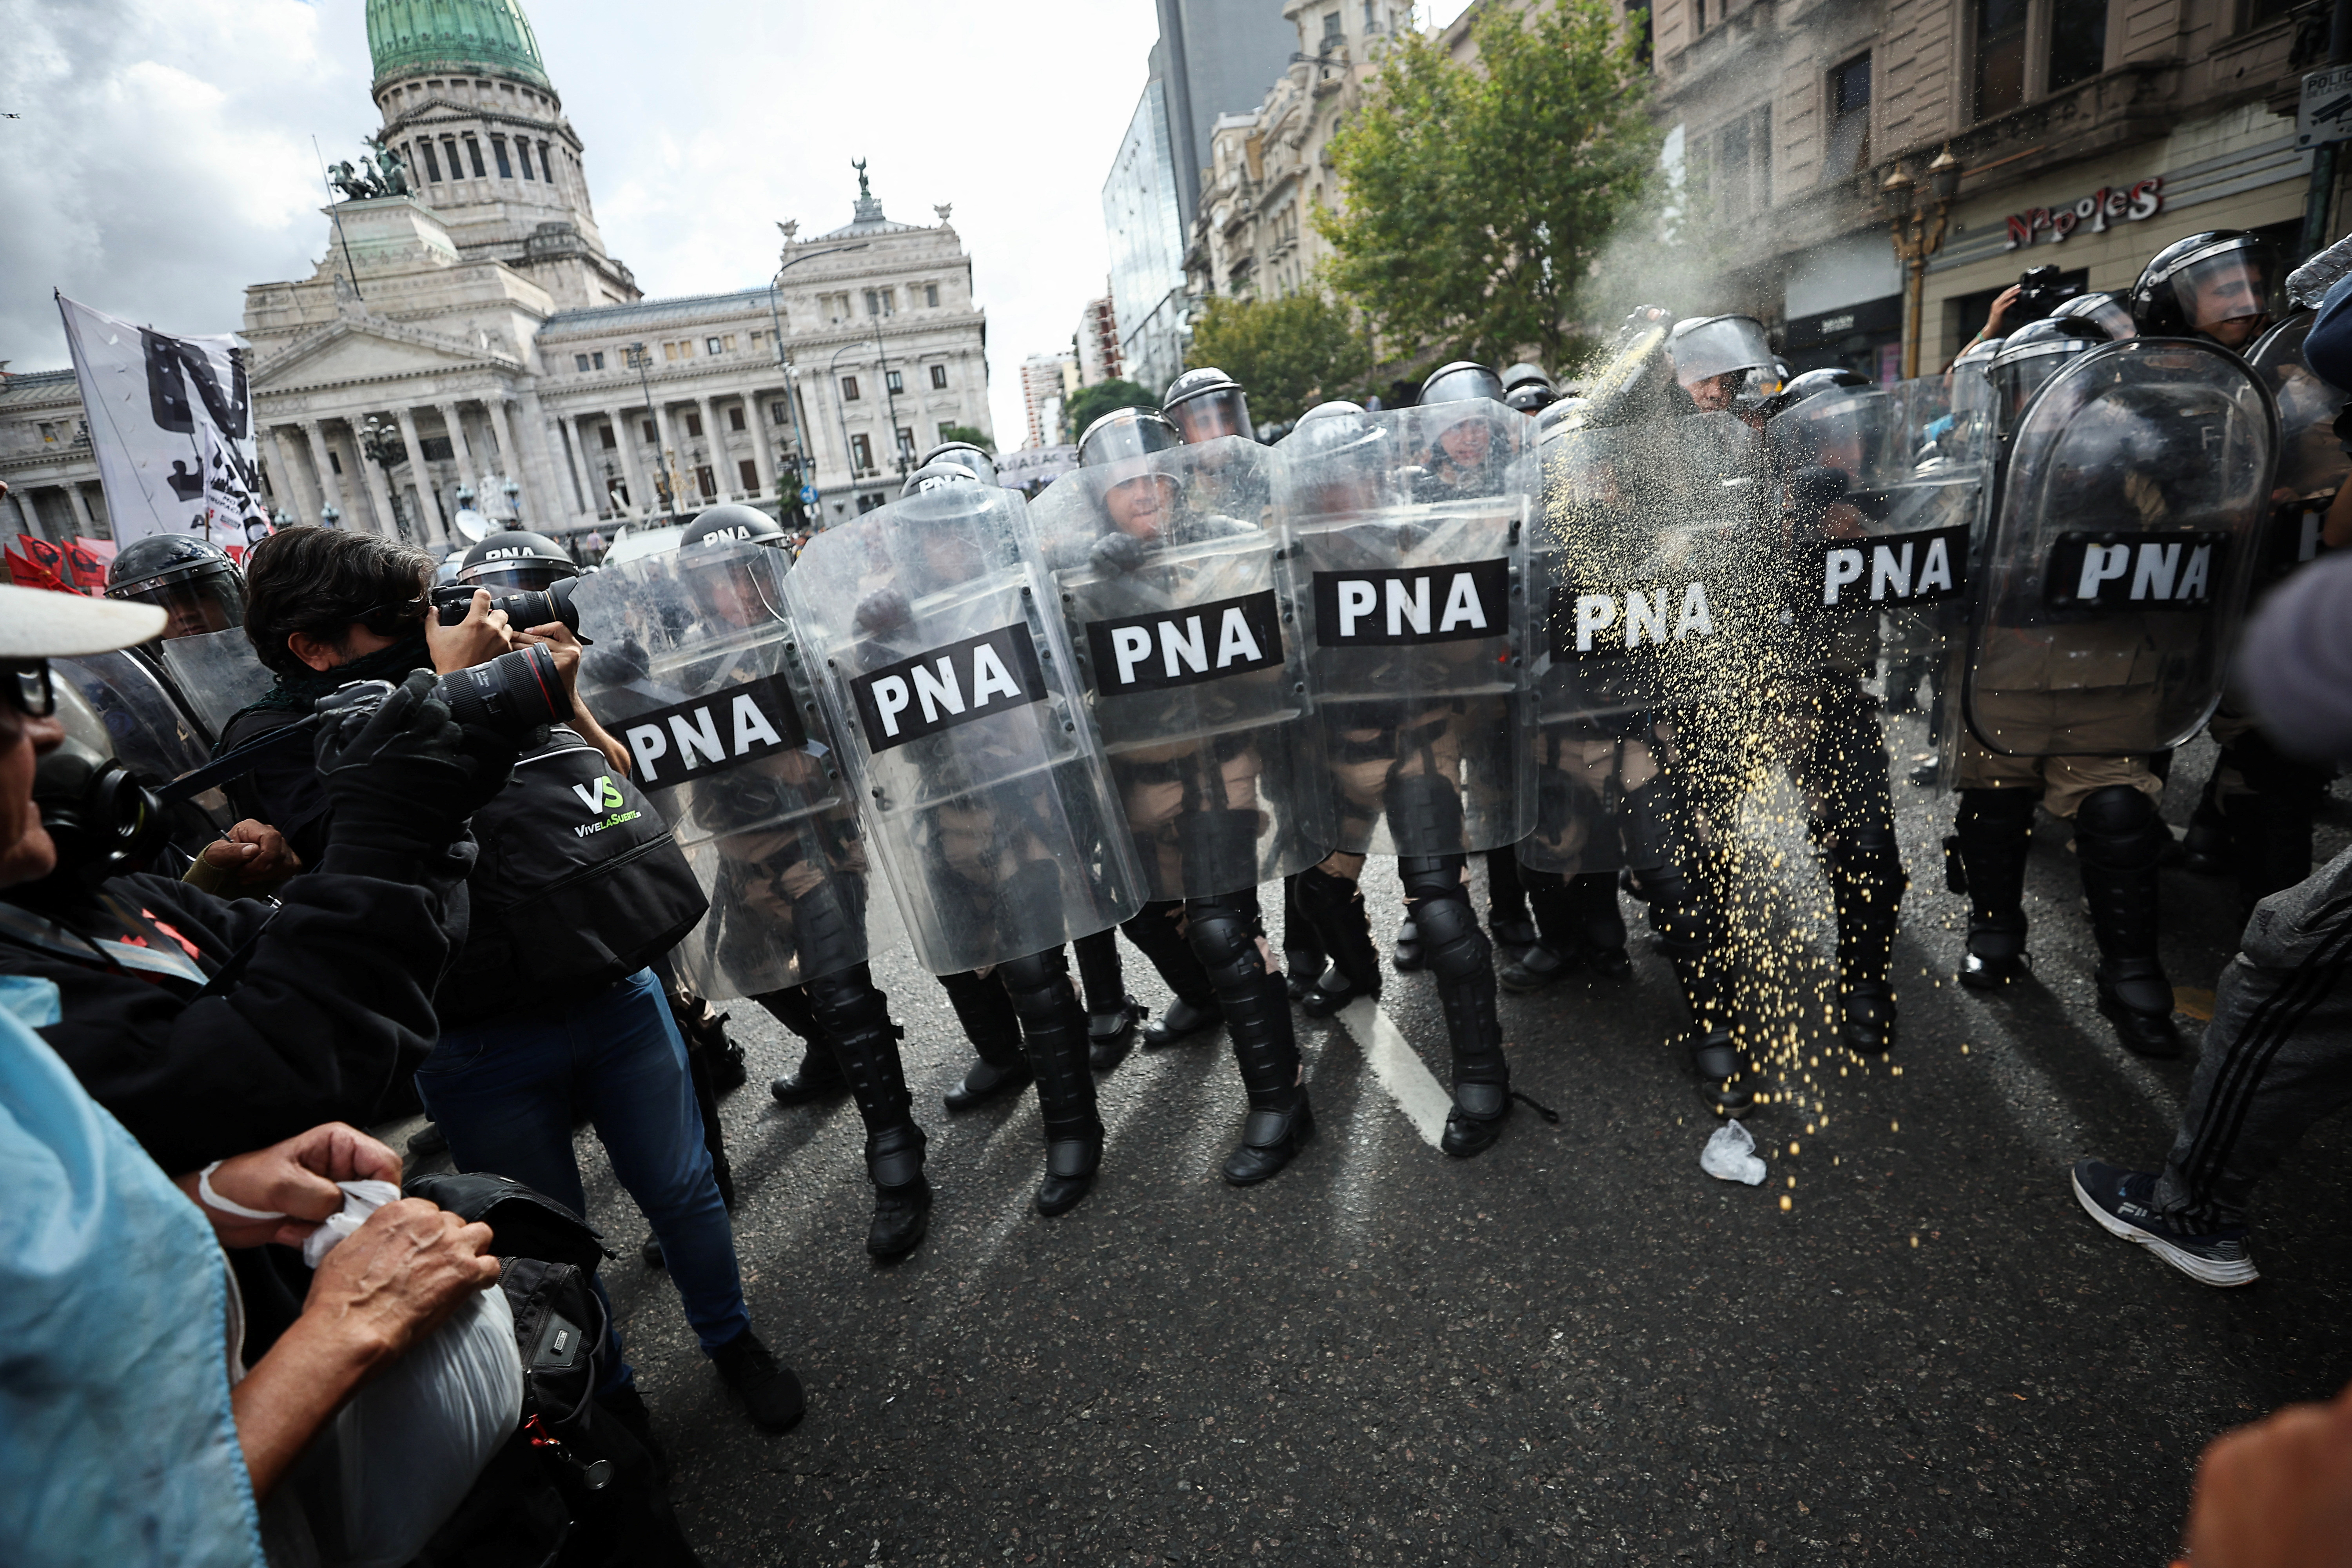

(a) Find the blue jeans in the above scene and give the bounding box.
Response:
[416,968,749,1389]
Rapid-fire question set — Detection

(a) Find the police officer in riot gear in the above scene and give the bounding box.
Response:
[104,535,248,642]
[1501,363,1555,416]
[454,527,581,593]
[917,441,1002,487]
[1162,367,1255,444]
[2050,290,2138,341]
[2129,231,2274,350]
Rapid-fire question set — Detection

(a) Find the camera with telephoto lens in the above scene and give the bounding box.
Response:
[314,643,570,741]
[431,575,582,634]
[2009,264,2080,327]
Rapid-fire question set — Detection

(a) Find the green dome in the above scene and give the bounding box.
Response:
[367,0,552,92]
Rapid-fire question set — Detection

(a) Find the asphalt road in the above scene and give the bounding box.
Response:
[392,716,2352,1566]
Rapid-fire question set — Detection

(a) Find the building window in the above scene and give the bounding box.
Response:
[881,288,896,313]
[2049,0,2109,93]
[518,140,535,179]
[851,433,875,472]
[1824,54,1871,178]
[642,420,657,443]
[685,412,704,438]
[1693,0,1705,31]
[442,138,463,178]
[929,364,949,389]
[417,141,441,181]
[925,283,940,307]
[38,422,57,444]
[937,421,956,442]
[592,351,605,370]
[464,137,486,178]
[538,142,554,180]
[421,436,455,461]
[1976,0,2029,118]
[739,458,759,490]
[696,465,717,499]
[492,137,513,177]
[748,330,763,350]
[706,336,723,356]
[599,424,617,449]
[1321,9,1342,41]
[728,405,746,431]
[1364,0,1380,30]
[865,290,881,316]
[886,370,904,394]
[842,376,861,401]
[771,401,790,426]
[328,450,343,474]
[896,428,915,461]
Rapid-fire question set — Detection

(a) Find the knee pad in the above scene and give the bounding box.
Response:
[1398,853,1468,904]
[995,947,1071,1014]
[1408,888,1490,984]
[2074,784,2166,871]
[1384,772,1466,851]
[1185,899,1265,991]
[805,965,891,1039]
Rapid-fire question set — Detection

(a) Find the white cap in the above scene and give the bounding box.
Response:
[0,584,167,659]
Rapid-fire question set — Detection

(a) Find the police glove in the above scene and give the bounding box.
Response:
[315,670,518,855]
[1089,530,1149,575]
[855,587,913,634]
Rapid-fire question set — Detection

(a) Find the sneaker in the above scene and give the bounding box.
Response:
[405,1122,449,1159]
[2069,1160,2259,1287]
[710,1328,808,1432]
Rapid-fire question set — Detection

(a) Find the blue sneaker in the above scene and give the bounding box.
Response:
[2070,1159,2259,1287]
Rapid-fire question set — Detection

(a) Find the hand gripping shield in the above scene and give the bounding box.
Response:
[2245,309,2350,584]
[1517,410,1758,875]
[782,482,1145,975]
[1272,400,1533,858]
[1963,338,2276,757]
[1031,436,1333,900]
[570,537,864,999]
[158,626,277,740]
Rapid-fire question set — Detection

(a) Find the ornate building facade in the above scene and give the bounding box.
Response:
[2,0,992,548]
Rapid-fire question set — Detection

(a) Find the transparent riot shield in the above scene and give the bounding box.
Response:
[1272,401,1533,858]
[52,650,235,839]
[159,626,276,740]
[1964,338,2276,757]
[2247,309,2349,584]
[1031,436,1332,900]
[1517,411,1760,873]
[570,538,860,1000]
[782,483,1144,975]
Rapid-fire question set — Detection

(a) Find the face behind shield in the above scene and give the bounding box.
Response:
[1668,316,1775,412]
[2169,251,2272,348]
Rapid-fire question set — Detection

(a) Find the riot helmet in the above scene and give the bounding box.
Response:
[1079,408,1184,544]
[1279,401,1391,516]
[1990,317,2111,430]
[2129,230,2274,348]
[1162,367,1254,443]
[902,459,984,498]
[1754,368,1869,425]
[1504,381,1557,414]
[1501,362,1552,394]
[1762,369,1895,488]
[1077,407,1182,469]
[104,534,245,641]
[678,504,787,552]
[2050,290,2137,341]
[918,439,998,488]
[1417,360,1506,407]
[1668,315,1775,412]
[457,529,580,593]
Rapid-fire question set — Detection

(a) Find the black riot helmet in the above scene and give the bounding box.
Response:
[1077,407,1182,469]
[457,529,580,592]
[1500,362,1553,396]
[2050,290,2137,341]
[1762,368,1893,485]
[1666,315,1775,411]
[1417,360,1506,407]
[918,439,998,488]
[1989,316,2111,430]
[1754,368,1869,426]
[104,534,245,640]
[679,503,788,551]
[2130,230,2275,348]
[1162,367,1254,443]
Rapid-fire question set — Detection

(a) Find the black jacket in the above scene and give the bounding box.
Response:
[2,838,472,1173]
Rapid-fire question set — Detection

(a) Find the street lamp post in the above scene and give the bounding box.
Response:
[1882,146,1964,381]
[766,240,871,516]
[320,504,340,529]
[356,414,411,543]
[624,341,677,521]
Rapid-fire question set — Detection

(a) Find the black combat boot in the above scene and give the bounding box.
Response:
[2074,786,2180,1058]
[760,986,848,1104]
[1829,826,1906,1055]
[998,947,1103,1217]
[1951,789,2035,991]
[1072,928,1143,1070]
[1295,863,1382,1018]
[1564,870,1632,980]
[809,967,930,1261]
[938,969,1032,1111]
[1281,873,1327,1002]
[1185,889,1313,1185]
[1121,902,1221,1047]
[1485,848,1540,952]
[1642,861,1749,1114]
[1403,868,1513,1156]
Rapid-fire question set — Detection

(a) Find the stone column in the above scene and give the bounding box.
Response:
[490,396,526,512]
[651,400,681,517]
[353,429,400,539]
[267,427,314,522]
[556,414,594,518]
[3,486,38,541]
[436,401,478,502]
[301,421,346,524]
[746,394,777,501]
[392,408,438,543]
[64,483,98,537]
[606,407,650,518]
[693,396,723,502]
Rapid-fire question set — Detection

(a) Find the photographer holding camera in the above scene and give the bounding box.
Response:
[223,526,805,1443]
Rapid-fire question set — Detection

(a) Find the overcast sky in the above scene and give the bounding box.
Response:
[0,0,1200,443]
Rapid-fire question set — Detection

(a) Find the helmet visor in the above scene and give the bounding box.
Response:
[464,562,575,595]
[1766,388,1898,486]
[133,575,247,640]
[1669,316,1775,390]
[2171,249,2271,336]
[1166,385,1252,443]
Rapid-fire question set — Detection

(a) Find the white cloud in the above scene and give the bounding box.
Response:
[1,0,1166,442]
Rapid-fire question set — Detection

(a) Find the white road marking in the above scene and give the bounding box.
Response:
[1335,996,1450,1148]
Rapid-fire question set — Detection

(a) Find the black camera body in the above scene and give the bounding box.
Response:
[2009,264,2081,327]
[318,644,570,741]
[432,575,581,634]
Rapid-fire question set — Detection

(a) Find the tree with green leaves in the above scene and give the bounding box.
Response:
[1185,288,1374,426]
[936,423,990,450]
[1061,378,1160,442]
[1317,0,1660,373]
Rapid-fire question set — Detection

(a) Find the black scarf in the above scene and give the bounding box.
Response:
[221,632,434,743]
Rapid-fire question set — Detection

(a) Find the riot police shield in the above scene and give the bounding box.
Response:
[159,626,276,739]
[1517,410,1758,874]
[1272,401,1533,858]
[2246,309,2349,583]
[1964,338,2276,757]
[570,537,860,1000]
[51,649,235,840]
[782,482,1145,975]
[1031,436,1332,899]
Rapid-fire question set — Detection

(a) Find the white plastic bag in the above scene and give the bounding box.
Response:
[300,1178,403,1270]
[1700,1119,1768,1185]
